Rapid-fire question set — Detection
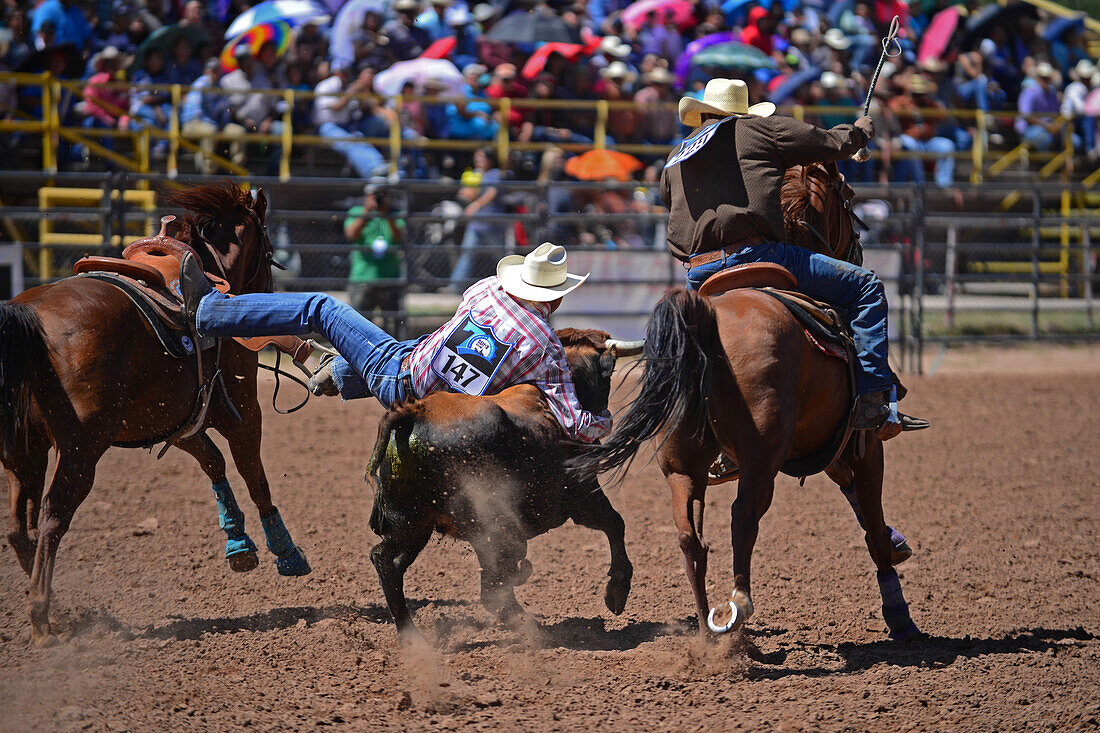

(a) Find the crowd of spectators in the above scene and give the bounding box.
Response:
[1,0,1099,185]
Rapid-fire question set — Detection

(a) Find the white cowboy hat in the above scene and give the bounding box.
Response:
[599,36,631,58]
[643,65,674,85]
[823,28,852,50]
[678,78,775,127]
[600,60,637,83]
[496,243,589,302]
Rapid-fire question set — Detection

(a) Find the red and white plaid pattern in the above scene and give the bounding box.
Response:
[407,277,610,443]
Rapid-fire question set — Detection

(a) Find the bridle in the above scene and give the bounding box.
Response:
[191,198,285,295]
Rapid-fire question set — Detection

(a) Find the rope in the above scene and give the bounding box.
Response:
[853,15,903,162]
[862,15,904,117]
[256,339,342,415]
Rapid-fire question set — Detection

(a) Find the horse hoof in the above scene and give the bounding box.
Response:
[604,580,630,616]
[707,602,743,634]
[228,551,259,573]
[31,631,59,648]
[888,620,921,641]
[891,541,913,566]
[276,547,312,576]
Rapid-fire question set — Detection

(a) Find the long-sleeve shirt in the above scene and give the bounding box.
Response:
[660,115,868,261]
[406,277,611,442]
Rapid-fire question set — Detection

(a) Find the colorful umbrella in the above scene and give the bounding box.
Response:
[621,0,696,32]
[224,0,328,39]
[221,21,293,72]
[690,42,777,71]
[675,31,740,86]
[373,58,465,96]
[330,0,387,66]
[484,10,582,44]
[917,6,959,64]
[565,149,644,182]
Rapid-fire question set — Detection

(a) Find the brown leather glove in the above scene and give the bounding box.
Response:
[854,115,875,140]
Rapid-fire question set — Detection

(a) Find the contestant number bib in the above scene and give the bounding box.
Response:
[431,315,514,396]
[664,116,733,168]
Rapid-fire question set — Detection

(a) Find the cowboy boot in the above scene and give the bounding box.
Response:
[852,390,891,431]
[179,252,212,329]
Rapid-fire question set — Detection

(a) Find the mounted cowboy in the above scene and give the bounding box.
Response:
[178,242,615,444]
[660,77,928,436]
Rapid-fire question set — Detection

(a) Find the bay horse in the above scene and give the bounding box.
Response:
[1,182,310,645]
[569,163,920,641]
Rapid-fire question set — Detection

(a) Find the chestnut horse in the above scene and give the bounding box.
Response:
[0,182,310,645]
[570,163,920,641]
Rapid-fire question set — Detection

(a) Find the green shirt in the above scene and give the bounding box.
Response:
[345,206,404,283]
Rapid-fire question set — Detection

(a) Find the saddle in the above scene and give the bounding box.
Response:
[73,217,312,362]
[71,216,313,453]
[700,262,858,478]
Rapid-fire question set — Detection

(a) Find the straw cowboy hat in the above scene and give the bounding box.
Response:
[678,78,775,127]
[496,243,589,302]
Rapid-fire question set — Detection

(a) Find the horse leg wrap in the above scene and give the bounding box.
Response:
[840,486,908,554]
[212,481,258,559]
[877,569,919,640]
[260,508,311,576]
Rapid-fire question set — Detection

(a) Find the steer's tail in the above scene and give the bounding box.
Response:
[567,288,723,482]
[366,398,425,536]
[0,303,47,464]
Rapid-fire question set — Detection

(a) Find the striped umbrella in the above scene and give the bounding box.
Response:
[224,0,328,39]
[221,21,293,72]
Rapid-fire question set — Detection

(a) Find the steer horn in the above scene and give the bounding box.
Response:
[605,339,645,357]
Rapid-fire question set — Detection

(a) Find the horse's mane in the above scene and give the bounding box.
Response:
[164,182,252,243]
[781,165,817,229]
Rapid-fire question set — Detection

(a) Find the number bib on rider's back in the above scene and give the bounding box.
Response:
[430,314,515,396]
[664,115,733,168]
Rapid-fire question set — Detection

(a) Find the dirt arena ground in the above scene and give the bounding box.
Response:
[2,343,1099,732]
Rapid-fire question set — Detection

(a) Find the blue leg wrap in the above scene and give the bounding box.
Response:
[841,486,908,554]
[260,508,311,576]
[877,569,919,640]
[212,481,258,559]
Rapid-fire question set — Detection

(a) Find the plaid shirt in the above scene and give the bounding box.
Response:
[407,277,611,443]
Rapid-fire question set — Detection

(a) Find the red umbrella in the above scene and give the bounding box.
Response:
[521,42,586,79]
[565,149,644,181]
[420,36,457,59]
[918,6,959,64]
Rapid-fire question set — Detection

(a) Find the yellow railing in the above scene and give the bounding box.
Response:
[3,72,1095,184]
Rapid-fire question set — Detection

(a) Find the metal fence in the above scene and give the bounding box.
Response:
[1,172,1097,373]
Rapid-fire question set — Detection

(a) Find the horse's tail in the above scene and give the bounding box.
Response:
[567,288,722,482]
[0,303,47,463]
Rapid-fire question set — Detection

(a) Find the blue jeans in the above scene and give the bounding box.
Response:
[897,135,956,187]
[449,223,501,288]
[685,241,892,395]
[319,121,387,179]
[196,290,418,406]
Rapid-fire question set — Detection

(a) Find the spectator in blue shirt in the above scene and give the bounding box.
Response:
[180,58,246,173]
[31,0,92,49]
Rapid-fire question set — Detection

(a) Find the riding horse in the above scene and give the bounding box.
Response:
[569,163,920,641]
[1,182,310,645]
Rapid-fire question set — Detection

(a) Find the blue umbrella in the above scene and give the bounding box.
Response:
[1042,14,1085,42]
[224,0,329,39]
[767,66,822,104]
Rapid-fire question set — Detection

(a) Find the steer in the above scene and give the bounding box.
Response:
[365,329,642,640]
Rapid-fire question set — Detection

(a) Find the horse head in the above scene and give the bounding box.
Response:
[781,162,862,266]
[169,182,277,294]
